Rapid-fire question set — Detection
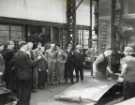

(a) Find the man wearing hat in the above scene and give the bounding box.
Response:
[119,45,135,100]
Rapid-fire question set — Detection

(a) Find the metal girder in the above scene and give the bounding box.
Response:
[66,0,76,47]
[76,0,84,10]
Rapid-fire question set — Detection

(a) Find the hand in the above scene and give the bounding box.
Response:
[0,72,3,76]
[117,76,124,83]
[114,73,121,76]
[37,56,42,60]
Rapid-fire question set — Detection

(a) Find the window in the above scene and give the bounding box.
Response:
[10,25,24,41]
[0,25,9,42]
[78,30,89,49]
[123,0,135,14]
[0,24,24,43]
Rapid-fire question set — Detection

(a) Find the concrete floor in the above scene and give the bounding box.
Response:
[30,84,87,105]
[30,70,123,105]
[30,70,93,105]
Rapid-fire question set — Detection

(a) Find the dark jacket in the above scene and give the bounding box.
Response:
[13,51,33,80]
[66,50,75,65]
[74,50,84,66]
[2,49,15,79]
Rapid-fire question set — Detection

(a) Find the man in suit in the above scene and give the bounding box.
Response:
[74,45,84,82]
[64,43,75,84]
[13,42,41,105]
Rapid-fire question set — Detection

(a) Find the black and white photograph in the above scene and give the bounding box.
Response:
[0,0,135,105]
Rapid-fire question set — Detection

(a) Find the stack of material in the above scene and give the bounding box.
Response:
[0,87,17,105]
[54,79,117,104]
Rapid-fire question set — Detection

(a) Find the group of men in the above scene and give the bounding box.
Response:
[45,43,84,85]
[0,40,85,105]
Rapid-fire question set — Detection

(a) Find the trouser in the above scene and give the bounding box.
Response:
[16,79,32,105]
[75,65,84,81]
[123,81,135,100]
[4,69,17,92]
[32,69,38,89]
[38,70,47,88]
[85,61,93,76]
[56,62,65,83]
[64,62,74,83]
[48,61,56,84]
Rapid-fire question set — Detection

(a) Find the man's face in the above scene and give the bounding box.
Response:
[27,43,33,50]
[67,44,72,50]
[37,43,42,48]
[124,47,134,56]
[104,50,112,57]
[0,45,4,51]
[50,44,55,50]
[8,43,15,49]
[22,44,27,51]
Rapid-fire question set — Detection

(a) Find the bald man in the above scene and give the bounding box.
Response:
[120,46,135,100]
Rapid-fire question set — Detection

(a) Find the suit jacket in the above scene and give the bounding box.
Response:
[13,50,33,80]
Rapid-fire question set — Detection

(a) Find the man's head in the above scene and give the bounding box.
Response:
[0,42,4,51]
[76,44,82,50]
[67,43,73,51]
[104,49,112,57]
[19,41,27,51]
[27,42,33,51]
[123,46,134,56]
[7,41,15,50]
[50,43,56,50]
[37,42,42,48]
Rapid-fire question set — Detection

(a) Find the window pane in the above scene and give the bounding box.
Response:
[0,31,9,42]
[128,0,135,13]
[0,25,9,31]
[11,26,22,31]
[11,31,23,41]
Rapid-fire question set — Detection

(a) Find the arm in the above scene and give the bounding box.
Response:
[93,54,104,77]
[0,55,5,76]
[106,66,113,74]
[93,62,97,77]
[120,62,127,77]
[118,57,128,77]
